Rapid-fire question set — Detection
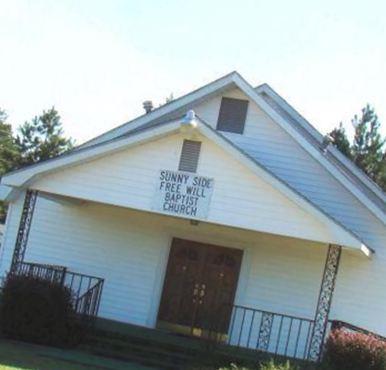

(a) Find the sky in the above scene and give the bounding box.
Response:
[1,0,386,144]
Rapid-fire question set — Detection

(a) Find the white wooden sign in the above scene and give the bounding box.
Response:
[153,170,214,219]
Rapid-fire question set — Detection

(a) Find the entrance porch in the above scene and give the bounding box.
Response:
[1,190,361,362]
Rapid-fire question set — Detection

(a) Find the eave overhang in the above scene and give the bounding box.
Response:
[1,115,372,258]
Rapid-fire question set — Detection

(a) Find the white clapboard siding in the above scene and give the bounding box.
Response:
[333,237,386,335]
[194,88,386,335]
[30,132,340,246]
[194,87,385,250]
[1,191,380,338]
[0,193,329,329]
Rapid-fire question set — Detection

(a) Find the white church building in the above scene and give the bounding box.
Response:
[0,72,385,361]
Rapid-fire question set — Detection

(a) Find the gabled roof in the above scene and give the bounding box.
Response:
[0,114,372,256]
[1,72,384,241]
[78,72,385,224]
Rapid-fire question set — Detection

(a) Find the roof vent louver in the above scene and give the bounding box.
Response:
[178,140,201,173]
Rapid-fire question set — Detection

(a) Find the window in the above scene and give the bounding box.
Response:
[178,140,201,173]
[216,97,249,134]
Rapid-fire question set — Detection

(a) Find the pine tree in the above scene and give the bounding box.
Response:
[0,109,21,222]
[329,104,386,191]
[329,122,352,159]
[16,107,74,166]
[351,105,385,186]
[0,107,73,222]
[0,110,20,174]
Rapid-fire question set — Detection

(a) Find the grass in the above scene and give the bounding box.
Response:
[0,338,155,370]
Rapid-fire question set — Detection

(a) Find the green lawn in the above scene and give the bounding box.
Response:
[0,338,154,370]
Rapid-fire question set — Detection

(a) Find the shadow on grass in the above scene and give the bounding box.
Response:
[0,338,153,370]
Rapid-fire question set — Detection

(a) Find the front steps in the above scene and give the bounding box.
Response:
[82,328,204,369]
[81,320,311,369]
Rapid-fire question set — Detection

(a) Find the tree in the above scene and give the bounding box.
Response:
[0,109,21,222]
[0,107,73,223]
[0,110,20,174]
[16,107,74,167]
[329,122,352,158]
[329,104,386,191]
[351,105,385,185]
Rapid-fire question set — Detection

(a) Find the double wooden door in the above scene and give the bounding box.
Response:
[157,238,243,336]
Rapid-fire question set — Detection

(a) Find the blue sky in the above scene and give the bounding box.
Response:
[1,0,385,143]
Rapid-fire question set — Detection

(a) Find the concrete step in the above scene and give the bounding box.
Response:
[82,329,207,369]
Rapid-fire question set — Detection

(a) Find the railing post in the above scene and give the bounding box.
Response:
[10,190,38,273]
[95,280,104,317]
[257,312,274,351]
[308,244,342,361]
[60,267,67,287]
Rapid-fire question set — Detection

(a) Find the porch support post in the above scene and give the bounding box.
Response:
[257,312,274,351]
[308,244,342,361]
[10,189,38,273]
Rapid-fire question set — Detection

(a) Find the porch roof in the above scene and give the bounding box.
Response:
[0,114,372,257]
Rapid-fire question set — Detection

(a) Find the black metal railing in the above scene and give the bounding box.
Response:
[12,261,104,319]
[73,276,104,318]
[14,261,67,285]
[62,269,104,317]
[216,305,315,361]
[213,308,386,362]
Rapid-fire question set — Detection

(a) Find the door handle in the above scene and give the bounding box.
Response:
[193,283,199,296]
[193,283,199,302]
[193,283,206,303]
[199,284,206,298]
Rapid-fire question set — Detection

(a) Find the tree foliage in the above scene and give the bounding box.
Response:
[0,110,20,175]
[329,123,351,158]
[0,109,21,222]
[16,107,74,167]
[0,107,73,222]
[329,105,386,191]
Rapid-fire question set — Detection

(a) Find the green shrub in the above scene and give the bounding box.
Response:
[323,329,386,370]
[0,273,84,347]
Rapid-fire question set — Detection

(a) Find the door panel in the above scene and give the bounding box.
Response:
[196,246,243,332]
[157,239,206,326]
[157,238,243,335]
